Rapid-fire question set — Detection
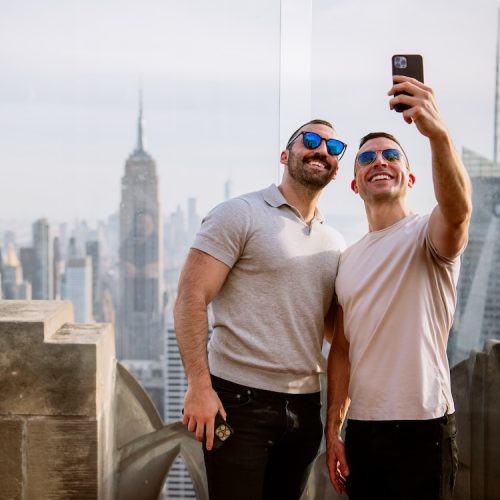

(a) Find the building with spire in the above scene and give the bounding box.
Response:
[449,12,500,365]
[118,92,164,415]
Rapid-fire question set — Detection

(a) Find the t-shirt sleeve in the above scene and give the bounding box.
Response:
[191,198,252,268]
[422,215,461,267]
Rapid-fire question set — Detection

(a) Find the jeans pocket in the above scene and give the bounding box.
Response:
[212,381,252,409]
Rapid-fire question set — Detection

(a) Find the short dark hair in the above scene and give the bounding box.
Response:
[286,119,334,149]
[359,131,404,150]
[356,131,410,171]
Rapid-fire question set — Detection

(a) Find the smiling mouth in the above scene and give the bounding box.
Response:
[306,159,329,171]
[369,173,392,182]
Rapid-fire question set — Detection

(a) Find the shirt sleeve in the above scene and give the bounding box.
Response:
[422,216,461,267]
[191,197,252,269]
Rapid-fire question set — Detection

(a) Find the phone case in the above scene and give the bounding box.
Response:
[213,414,234,449]
[392,54,424,112]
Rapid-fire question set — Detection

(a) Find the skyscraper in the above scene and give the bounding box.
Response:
[86,240,101,320]
[53,236,63,300]
[62,256,93,323]
[449,15,500,365]
[164,309,196,499]
[19,247,35,289]
[32,218,53,300]
[1,244,31,300]
[118,93,164,413]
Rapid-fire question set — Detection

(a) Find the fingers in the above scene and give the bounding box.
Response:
[181,390,227,452]
[219,406,227,421]
[390,74,431,93]
[203,416,215,450]
[388,76,433,112]
[327,455,347,494]
[336,443,350,478]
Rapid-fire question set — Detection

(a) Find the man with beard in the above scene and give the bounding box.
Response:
[174,119,346,499]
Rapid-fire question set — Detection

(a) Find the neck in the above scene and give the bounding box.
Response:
[278,180,321,223]
[364,200,411,232]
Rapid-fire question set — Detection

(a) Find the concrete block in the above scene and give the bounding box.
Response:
[26,418,98,499]
[0,418,23,499]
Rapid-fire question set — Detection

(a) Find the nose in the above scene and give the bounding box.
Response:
[372,151,388,166]
[315,139,329,155]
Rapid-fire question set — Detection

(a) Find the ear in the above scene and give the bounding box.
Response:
[408,172,416,188]
[280,150,288,166]
[351,178,359,194]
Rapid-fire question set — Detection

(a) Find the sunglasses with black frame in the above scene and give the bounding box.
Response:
[287,131,347,159]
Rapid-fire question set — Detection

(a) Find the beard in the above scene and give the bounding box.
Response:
[287,151,338,189]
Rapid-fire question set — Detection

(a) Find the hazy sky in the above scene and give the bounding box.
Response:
[1,0,499,229]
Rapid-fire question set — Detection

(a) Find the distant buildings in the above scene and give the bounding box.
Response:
[1,244,31,300]
[163,310,197,499]
[449,149,500,365]
[0,91,220,500]
[117,94,165,417]
[32,218,53,300]
[62,256,93,323]
[449,20,500,365]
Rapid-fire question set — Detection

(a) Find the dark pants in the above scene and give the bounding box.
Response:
[203,375,323,500]
[345,413,458,500]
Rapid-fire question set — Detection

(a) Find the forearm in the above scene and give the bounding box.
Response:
[174,291,212,387]
[326,343,350,439]
[430,131,472,225]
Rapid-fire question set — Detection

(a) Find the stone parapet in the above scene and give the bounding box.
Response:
[451,339,500,500]
[0,300,116,499]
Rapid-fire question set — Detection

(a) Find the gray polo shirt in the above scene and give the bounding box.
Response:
[192,184,345,394]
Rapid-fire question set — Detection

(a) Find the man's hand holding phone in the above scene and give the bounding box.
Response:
[389,75,448,140]
[182,383,227,451]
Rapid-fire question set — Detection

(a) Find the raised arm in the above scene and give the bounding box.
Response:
[174,248,231,450]
[325,306,351,494]
[389,75,472,258]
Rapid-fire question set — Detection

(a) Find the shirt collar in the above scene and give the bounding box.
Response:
[261,184,325,223]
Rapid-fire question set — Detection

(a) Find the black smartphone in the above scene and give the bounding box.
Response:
[212,414,234,449]
[391,54,424,112]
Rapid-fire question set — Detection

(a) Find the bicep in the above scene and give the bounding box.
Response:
[324,300,336,344]
[331,306,349,355]
[177,248,232,305]
[428,206,470,260]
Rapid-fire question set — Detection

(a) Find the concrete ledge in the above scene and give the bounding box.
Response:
[0,300,117,499]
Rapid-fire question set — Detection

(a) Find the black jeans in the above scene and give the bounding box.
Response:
[345,413,459,500]
[203,375,323,500]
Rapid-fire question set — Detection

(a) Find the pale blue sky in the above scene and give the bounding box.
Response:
[1,0,499,227]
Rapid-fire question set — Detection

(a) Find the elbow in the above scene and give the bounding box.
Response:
[444,194,472,227]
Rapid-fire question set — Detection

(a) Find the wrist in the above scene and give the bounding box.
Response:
[187,372,212,389]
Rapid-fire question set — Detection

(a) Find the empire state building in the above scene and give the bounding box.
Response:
[118,95,163,362]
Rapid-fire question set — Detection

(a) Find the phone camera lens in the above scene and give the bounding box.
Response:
[394,56,408,69]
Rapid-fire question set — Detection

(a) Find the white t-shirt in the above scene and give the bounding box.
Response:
[335,214,460,420]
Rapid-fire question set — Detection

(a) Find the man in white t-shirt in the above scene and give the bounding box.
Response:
[325,75,472,500]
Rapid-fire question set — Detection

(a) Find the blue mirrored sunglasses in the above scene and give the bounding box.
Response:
[357,148,402,167]
[288,131,347,158]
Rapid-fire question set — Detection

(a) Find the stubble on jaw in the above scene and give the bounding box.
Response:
[287,150,338,190]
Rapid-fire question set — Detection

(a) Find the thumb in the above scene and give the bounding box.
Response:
[337,446,350,476]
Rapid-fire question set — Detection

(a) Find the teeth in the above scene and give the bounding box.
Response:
[371,174,391,182]
[308,161,326,169]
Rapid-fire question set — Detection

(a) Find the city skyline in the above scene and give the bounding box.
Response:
[2,0,499,225]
